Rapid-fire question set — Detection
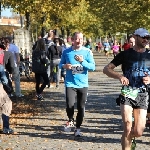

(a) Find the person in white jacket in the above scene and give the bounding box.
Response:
[0,83,13,134]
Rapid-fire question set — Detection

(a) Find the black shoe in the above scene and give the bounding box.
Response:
[2,127,14,134]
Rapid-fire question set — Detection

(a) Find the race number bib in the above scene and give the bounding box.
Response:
[71,64,84,74]
[121,86,138,100]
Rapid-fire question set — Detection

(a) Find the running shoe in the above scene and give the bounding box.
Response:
[2,127,14,134]
[36,94,44,100]
[74,128,82,137]
[64,120,74,132]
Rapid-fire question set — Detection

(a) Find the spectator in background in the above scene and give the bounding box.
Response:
[84,39,92,50]
[112,40,119,58]
[60,38,71,53]
[129,36,135,48]
[0,83,13,134]
[47,37,62,89]
[32,35,42,51]
[5,37,24,97]
[45,30,54,50]
[122,39,130,51]
[2,38,15,97]
[0,42,12,96]
[97,42,103,53]
[44,30,54,86]
[32,38,49,100]
[103,39,111,60]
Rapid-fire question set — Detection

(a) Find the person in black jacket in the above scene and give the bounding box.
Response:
[32,38,49,100]
[47,37,62,88]
[3,42,15,97]
[0,41,14,97]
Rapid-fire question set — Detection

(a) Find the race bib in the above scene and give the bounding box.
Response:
[105,47,109,51]
[71,64,84,74]
[121,86,138,100]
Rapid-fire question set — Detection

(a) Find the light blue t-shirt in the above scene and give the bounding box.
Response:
[59,46,95,88]
[103,42,110,51]
[8,44,19,67]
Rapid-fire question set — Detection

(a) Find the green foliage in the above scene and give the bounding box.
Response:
[1,0,150,37]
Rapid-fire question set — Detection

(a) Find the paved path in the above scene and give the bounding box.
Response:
[0,51,150,150]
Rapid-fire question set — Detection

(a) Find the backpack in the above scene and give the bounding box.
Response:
[32,50,50,73]
[0,50,4,65]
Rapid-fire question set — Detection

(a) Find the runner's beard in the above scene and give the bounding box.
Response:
[138,41,148,48]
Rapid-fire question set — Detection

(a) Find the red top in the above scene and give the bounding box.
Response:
[122,43,130,50]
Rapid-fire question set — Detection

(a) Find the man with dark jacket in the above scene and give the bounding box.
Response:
[47,37,62,88]
[3,47,15,97]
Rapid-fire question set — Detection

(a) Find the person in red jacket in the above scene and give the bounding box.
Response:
[122,39,130,50]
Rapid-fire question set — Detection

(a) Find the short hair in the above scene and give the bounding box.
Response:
[72,32,83,38]
[3,37,10,45]
[5,37,12,43]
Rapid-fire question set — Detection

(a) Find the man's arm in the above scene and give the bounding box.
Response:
[103,63,129,85]
[14,45,20,67]
[103,63,122,79]
[59,51,72,70]
[9,53,15,74]
[47,47,51,60]
[59,51,66,69]
[15,53,20,67]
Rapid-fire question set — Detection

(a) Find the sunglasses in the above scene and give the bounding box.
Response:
[138,35,150,40]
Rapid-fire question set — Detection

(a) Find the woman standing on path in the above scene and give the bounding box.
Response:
[32,39,49,100]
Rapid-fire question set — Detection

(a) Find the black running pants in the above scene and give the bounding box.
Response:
[65,87,88,128]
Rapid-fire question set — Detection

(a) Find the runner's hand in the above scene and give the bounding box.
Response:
[143,72,150,85]
[119,76,129,85]
[74,55,83,62]
[63,64,72,70]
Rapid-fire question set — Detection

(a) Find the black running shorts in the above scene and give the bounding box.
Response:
[119,92,149,110]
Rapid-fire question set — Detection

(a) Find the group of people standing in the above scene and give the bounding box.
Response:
[0,36,24,134]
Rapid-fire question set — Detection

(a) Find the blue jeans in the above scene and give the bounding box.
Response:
[3,71,14,94]
[12,67,21,96]
[2,114,9,128]
[50,60,61,86]
[0,65,8,85]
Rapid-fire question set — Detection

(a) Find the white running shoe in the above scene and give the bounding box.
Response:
[74,128,81,137]
[64,120,74,132]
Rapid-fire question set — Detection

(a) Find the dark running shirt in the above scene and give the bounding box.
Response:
[4,51,15,74]
[47,45,62,60]
[111,48,150,88]
[32,50,49,73]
